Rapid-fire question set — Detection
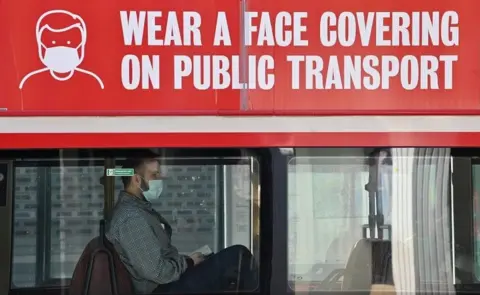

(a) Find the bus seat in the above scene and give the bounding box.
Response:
[371,240,393,285]
[69,220,134,295]
[370,284,396,295]
[342,239,393,292]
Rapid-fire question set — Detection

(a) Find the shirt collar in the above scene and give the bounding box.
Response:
[118,190,152,209]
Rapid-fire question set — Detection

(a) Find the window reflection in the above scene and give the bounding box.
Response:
[287,149,454,293]
[11,164,103,287]
[287,156,371,291]
[11,153,260,289]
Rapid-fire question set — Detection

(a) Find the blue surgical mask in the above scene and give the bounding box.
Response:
[142,179,164,201]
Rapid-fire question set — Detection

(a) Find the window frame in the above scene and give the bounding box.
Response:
[432,148,480,292]
[452,149,476,289]
[0,161,13,293]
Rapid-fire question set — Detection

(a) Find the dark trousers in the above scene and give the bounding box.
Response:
[152,245,257,294]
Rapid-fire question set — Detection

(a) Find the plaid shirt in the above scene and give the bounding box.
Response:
[106,191,192,294]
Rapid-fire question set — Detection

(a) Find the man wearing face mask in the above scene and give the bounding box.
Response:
[106,157,258,295]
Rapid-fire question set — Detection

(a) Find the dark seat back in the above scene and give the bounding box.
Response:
[342,239,393,292]
[371,240,393,285]
[69,220,134,295]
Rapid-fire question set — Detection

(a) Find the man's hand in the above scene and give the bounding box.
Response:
[189,252,205,265]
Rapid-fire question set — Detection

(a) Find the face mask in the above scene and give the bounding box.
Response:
[142,179,164,201]
[41,46,81,73]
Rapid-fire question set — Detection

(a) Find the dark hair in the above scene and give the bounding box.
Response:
[120,157,157,187]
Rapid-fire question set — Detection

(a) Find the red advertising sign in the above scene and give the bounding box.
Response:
[0,0,479,115]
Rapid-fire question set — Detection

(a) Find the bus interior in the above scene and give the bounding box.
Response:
[0,147,478,294]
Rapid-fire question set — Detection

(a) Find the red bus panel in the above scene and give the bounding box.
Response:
[1,0,480,116]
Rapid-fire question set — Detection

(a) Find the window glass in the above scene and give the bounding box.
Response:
[11,151,260,289]
[113,158,256,254]
[49,165,104,279]
[288,150,455,293]
[11,161,104,287]
[11,167,39,288]
[288,156,372,291]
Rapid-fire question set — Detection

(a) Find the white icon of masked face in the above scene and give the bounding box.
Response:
[36,19,86,76]
[41,45,82,73]
[18,10,105,89]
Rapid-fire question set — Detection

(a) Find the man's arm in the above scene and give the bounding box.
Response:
[117,214,193,284]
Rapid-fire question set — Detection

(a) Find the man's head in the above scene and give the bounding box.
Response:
[121,158,165,201]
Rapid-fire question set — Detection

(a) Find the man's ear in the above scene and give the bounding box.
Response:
[132,175,138,185]
[134,174,143,185]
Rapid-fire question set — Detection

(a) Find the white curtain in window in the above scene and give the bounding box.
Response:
[391,148,454,294]
[391,148,416,294]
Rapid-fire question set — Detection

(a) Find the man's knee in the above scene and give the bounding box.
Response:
[218,245,253,265]
[226,245,253,259]
[228,244,250,254]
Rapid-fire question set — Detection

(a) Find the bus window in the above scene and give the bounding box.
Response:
[11,161,105,287]
[287,148,454,293]
[8,149,261,290]
[287,154,372,291]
